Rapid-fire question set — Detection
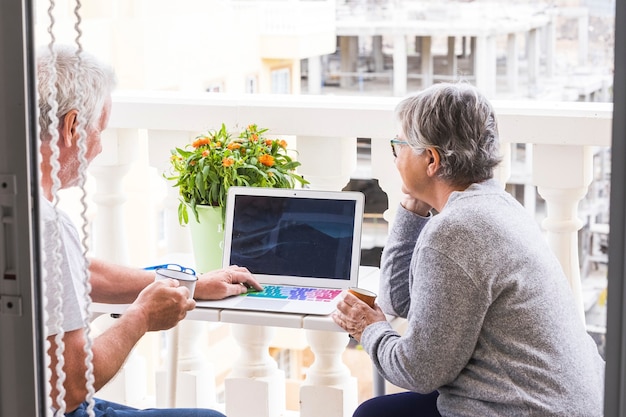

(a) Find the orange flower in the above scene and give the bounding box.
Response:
[166,122,308,227]
[259,154,275,167]
[192,137,210,148]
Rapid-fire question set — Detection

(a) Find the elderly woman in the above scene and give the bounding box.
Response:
[333,82,605,417]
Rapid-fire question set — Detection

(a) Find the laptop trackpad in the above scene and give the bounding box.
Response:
[235,298,290,311]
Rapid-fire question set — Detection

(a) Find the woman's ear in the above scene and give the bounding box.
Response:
[60,109,79,147]
[426,147,440,176]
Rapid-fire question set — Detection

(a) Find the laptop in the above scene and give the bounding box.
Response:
[195,186,365,315]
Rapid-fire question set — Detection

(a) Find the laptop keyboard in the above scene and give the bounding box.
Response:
[246,285,342,302]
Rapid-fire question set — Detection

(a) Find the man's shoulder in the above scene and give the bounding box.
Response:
[39,197,56,221]
[39,198,76,232]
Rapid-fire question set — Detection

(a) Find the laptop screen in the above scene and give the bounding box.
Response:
[223,187,365,288]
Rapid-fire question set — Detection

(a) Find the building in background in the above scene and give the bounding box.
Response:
[35,0,614,101]
[35,0,337,94]
[310,0,613,101]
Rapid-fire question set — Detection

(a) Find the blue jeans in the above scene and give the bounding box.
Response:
[353,391,441,417]
[65,398,226,417]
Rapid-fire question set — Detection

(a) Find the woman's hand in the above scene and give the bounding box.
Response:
[332,291,387,342]
[194,265,263,300]
[400,192,432,217]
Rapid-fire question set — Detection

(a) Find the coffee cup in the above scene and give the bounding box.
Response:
[348,287,377,308]
[155,267,198,299]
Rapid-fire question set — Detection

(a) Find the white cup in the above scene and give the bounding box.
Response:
[155,267,198,299]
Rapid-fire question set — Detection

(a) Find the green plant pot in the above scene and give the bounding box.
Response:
[187,204,225,274]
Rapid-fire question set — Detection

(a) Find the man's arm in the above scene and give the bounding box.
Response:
[48,279,194,412]
[48,312,146,411]
[88,258,263,303]
[88,258,154,304]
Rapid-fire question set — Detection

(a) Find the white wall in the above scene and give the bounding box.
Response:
[34,0,265,92]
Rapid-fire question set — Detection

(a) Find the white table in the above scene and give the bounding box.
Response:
[91,265,389,417]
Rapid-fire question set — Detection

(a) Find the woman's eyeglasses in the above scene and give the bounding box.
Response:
[390,138,409,158]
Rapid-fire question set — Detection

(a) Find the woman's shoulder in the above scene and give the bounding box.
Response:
[426,186,518,242]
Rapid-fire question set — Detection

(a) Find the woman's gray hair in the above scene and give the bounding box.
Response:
[395,82,501,186]
[37,44,117,139]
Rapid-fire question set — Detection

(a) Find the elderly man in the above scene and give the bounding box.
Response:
[38,44,262,417]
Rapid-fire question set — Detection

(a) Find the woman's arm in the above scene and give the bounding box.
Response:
[364,247,486,392]
[378,201,431,317]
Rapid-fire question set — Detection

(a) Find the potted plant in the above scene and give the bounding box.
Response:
[165,123,308,272]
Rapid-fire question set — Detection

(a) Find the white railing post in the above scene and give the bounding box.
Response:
[300,330,358,417]
[225,324,286,417]
[296,136,357,191]
[89,128,138,265]
[147,129,194,256]
[495,142,512,188]
[144,129,218,408]
[370,137,402,225]
[155,321,218,408]
[533,144,594,322]
[89,128,152,406]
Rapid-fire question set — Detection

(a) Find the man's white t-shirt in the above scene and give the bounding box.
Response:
[41,198,89,336]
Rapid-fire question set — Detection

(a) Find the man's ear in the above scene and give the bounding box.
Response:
[60,109,79,147]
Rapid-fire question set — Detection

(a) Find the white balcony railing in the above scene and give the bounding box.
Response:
[83,91,612,416]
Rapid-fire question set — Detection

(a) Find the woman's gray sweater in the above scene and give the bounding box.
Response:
[361,179,605,416]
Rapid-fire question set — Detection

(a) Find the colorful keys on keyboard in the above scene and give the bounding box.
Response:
[246,285,342,302]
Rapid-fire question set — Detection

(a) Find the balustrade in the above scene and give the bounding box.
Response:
[86,92,612,416]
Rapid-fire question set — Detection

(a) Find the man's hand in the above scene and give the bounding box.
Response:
[49,279,196,411]
[126,279,196,332]
[332,291,387,342]
[193,265,263,300]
